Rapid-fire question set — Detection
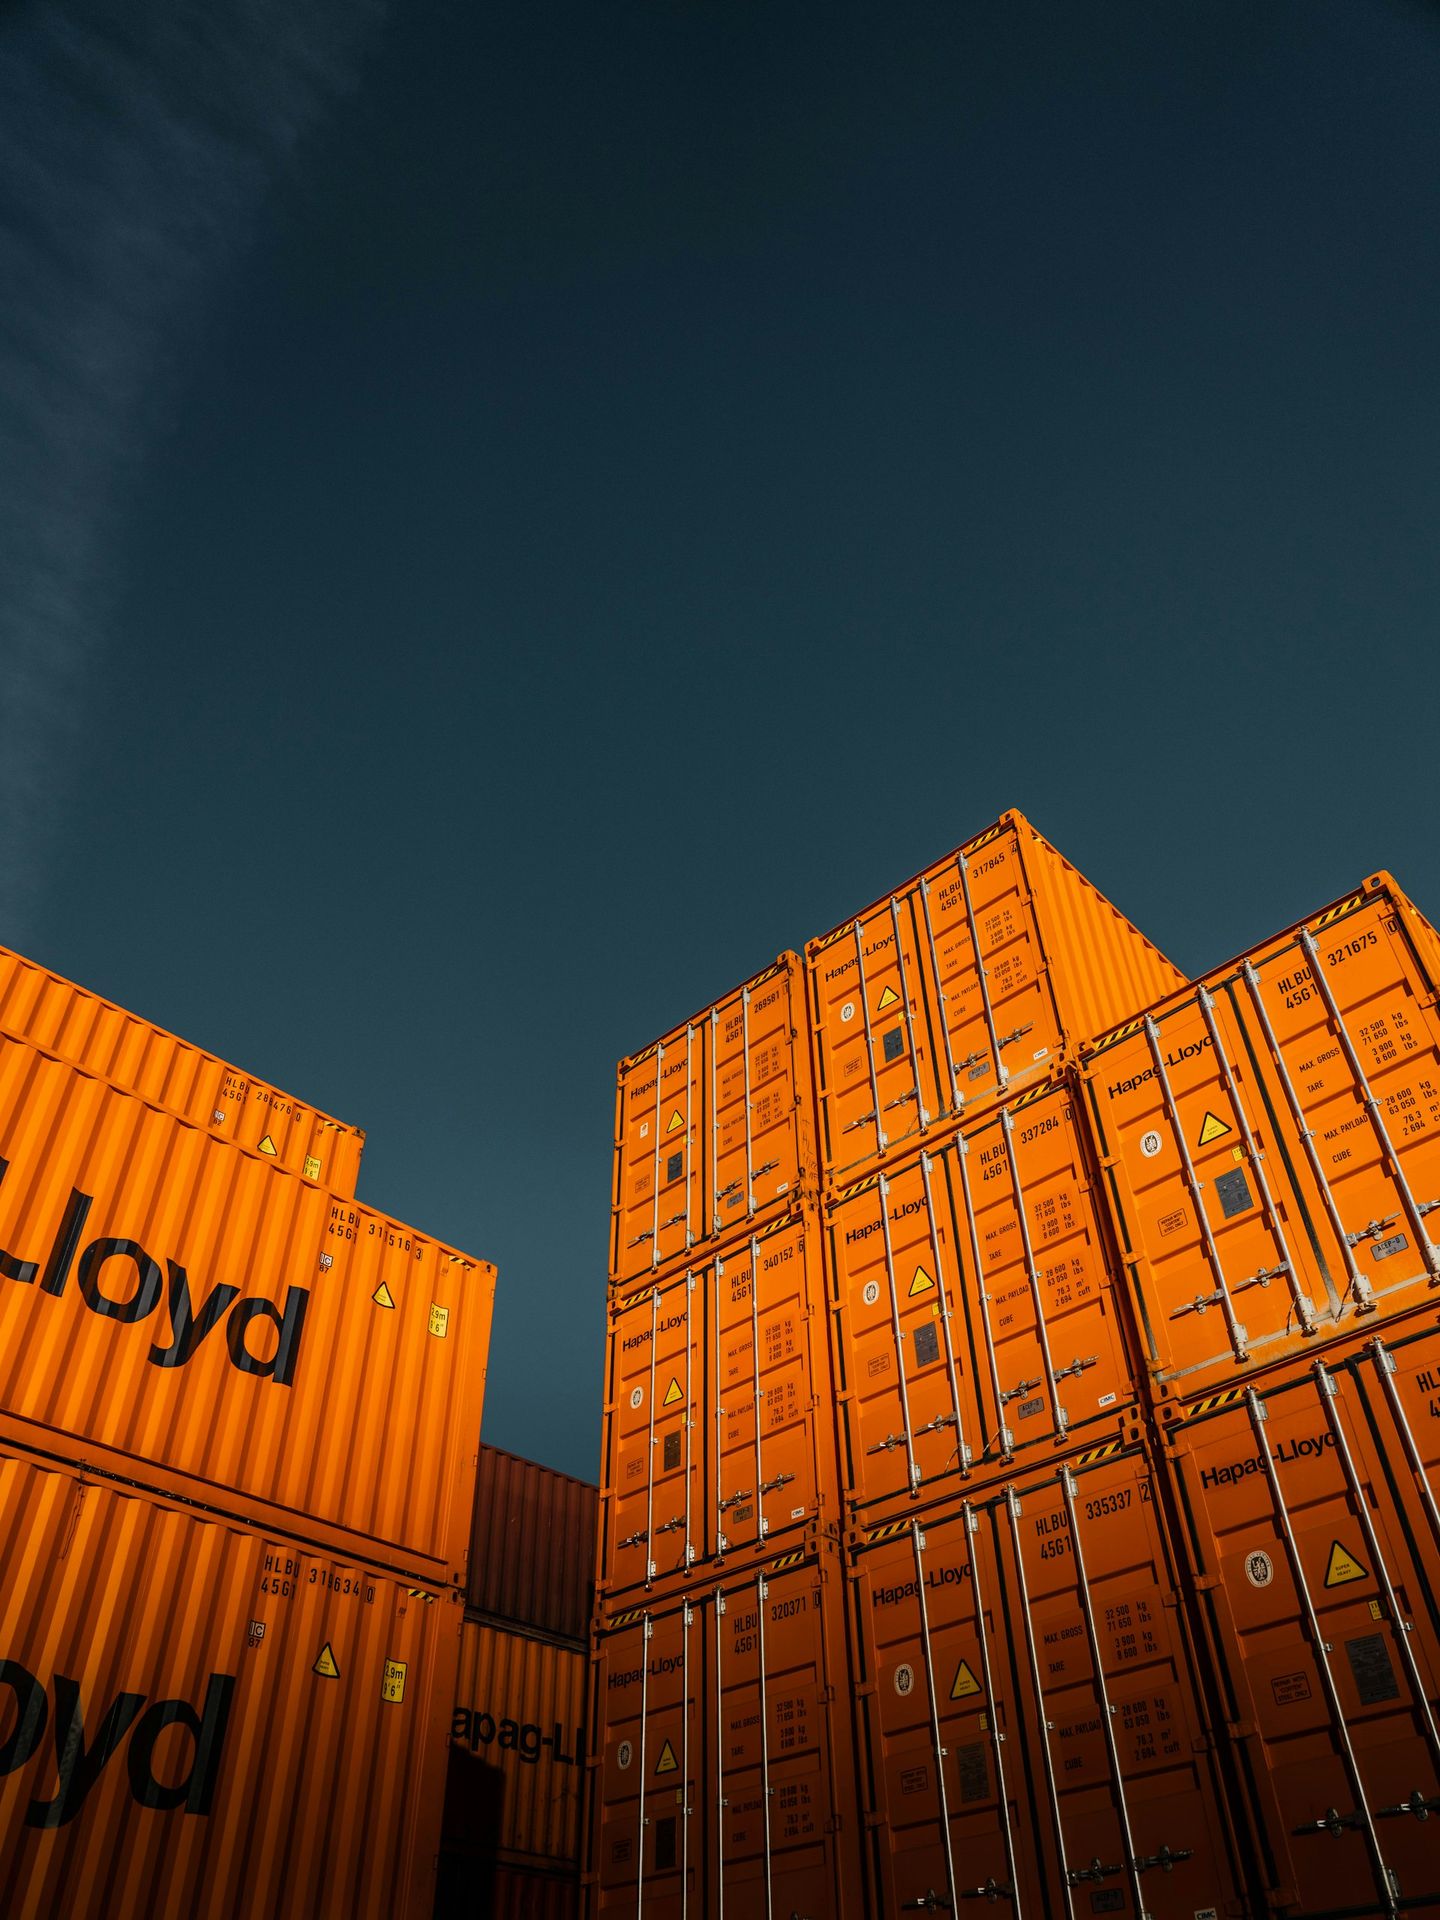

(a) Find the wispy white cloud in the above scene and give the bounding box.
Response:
[0,0,382,946]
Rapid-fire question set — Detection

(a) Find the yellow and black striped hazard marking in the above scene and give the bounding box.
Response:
[837,1169,884,1205]
[404,1588,436,1604]
[1071,1438,1124,1469]
[606,1607,647,1629]
[1086,1015,1144,1056]
[811,918,858,955]
[767,1548,808,1573]
[863,1515,921,1544]
[1310,892,1365,934]
[1183,1385,1248,1418]
[749,958,786,988]
[618,1274,688,1313]
[1010,1080,1054,1113]
[966,821,1009,853]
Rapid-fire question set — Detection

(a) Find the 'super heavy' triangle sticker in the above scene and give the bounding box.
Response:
[1324,1540,1367,1588]
[909,1265,935,1297]
[258,1134,278,1156]
[950,1659,981,1700]
[655,1738,678,1775]
[877,985,900,1012]
[663,1376,684,1407]
[1197,1111,1231,1147]
[666,1110,685,1134]
[313,1643,340,1679]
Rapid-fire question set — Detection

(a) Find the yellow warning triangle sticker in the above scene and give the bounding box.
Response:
[909,1265,935,1297]
[655,1738,678,1775]
[313,1643,340,1679]
[258,1134,278,1157]
[1197,1112,1231,1147]
[950,1659,981,1700]
[663,1376,684,1407]
[877,985,900,1012]
[666,1110,684,1134]
[1324,1540,1368,1588]
[372,1283,396,1310]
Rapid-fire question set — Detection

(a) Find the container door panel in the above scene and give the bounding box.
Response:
[601,1271,701,1599]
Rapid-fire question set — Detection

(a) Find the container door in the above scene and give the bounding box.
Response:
[706,960,812,1246]
[590,1600,700,1920]
[601,1270,701,1599]
[612,1025,702,1287]
[1166,1356,1440,1917]
[709,1216,830,1566]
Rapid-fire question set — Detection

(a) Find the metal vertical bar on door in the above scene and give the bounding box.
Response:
[650,1043,665,1271]
[749,1235,767,1544]
[957,852,1008,1091]
[683,1272,695,1565]
[1195,985,1316,1330]
[681,1601,693,1920]
[851,920,888,1159]
[685,1022,695,1252]
[1000,1107,1071,1441]
[917,1150,971,1472]
[714,1252,727,1555]
[1244,1388,1397,1911]
[962,1502,1024,1914]
[1368,1337,1440,1548]
[888,893,930,1135]
[645,1288,659,1584]
[715,1589,727,1920]
[909,1521,961,1916]
[1298,926,1440,1280]
[1057,1469,1152,1920]
[957,1135,1014,1461]
[919,875,963,1118]
[741,986,756,1218]
[709,1009,721,1237]
[636,1612,652,1920]
[1143,1013,1249,1359]
[876,1174,922,1493]
[1240,958,1370,1308]
[754,1572,775,1920]
[1004,1486,1078,1920]
[1311,1360,1440,1779]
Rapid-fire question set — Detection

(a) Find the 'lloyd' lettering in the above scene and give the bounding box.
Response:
[0,1167,309,1385]
[0,1661,234,1827]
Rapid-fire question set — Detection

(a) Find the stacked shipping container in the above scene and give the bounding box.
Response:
[588,815,1440,1920]
[0,955,495,1919]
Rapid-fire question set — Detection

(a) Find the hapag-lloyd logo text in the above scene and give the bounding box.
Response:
[0,1170,309,1385]
[0,1662,233,1827]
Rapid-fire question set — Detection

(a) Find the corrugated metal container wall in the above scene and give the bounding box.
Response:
[450,1620,586,1866]
[1081,873,1440,1400]
[846,1439,1247,1920]
[805,810,1183,1189]
[826,1074,1140,1523]
[487,1863,581,1920]
[1161,1314,1440,1919]
[0,945,364,1195]
[0,1446,459,1920]
[599,1208,840,1602]
[0,1037,494,1584]
[469,1446,597,1643]
[587,1548,863,1920]
[610,954,815,1287]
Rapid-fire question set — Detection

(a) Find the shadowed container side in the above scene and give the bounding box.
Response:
[0,1035,494,1586]
[805,809,1183,1191]
[0,1447,459,1920]
[610,953,815,1289]
[468,1446,597,1645]
[0,944,364,1195]
[1158,1309,1440,1920]
[1081,872,1440,1403]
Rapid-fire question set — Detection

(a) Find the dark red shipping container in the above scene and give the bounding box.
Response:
[469,1445,597,1645]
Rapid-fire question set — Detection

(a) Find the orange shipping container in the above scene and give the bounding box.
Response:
[805,810,1182,1188]
[586,1548,862,1920]
[1082,874,1440,1401]
[598,1210,840,1601]
[0,944,364,1194]
[450,1619,587,1869]
[827,1075,1140,1521]
[610,954,814,1287]
[0,1444,459,1920]
[469,1446,597,1643]
[0,1034,494,1585]
[1160,1313,1440,1918]
[847,1439,1246,1920]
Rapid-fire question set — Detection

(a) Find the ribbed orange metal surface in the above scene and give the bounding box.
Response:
[0,945,364,1195]
[1082,874,1440,1400]
[847,1438,1244,1920]
[610,954,815,1287]
[1161,1312,1440,1917]
[450,1620,586,1866]
[826,1074,1140,1521]
[587,1548,863,1919]
[599,1208,840,1601]
[0,1445,459,1920]
[0,1036,494,1584]
[468,1447,596,1644]
[805,810,1182,1188]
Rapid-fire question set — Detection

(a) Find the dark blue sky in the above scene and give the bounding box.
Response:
[4,1,1439,1478]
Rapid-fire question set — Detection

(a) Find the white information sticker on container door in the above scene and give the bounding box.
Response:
[893,1662,915,1696]
[1140,1130,1163,1158]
